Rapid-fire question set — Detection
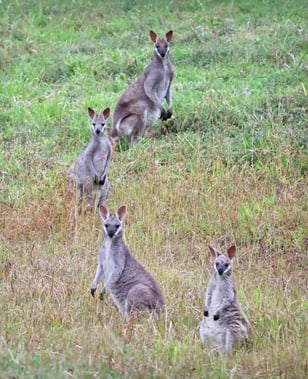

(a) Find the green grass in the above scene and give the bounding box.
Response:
[0,0,307,378]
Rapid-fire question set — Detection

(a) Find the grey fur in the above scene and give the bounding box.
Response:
[110,30,175,146]
[90,205,165,318]
[199,245,249,352]
[68,107,112,211]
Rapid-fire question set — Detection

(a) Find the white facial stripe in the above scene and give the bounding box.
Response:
[114,222,122,237]
[103,225,108,235]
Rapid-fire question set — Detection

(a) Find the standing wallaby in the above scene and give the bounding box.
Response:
[68,107,112,212]
[199,245,249,352]
[110,30,175,147]
[90,205,165,318]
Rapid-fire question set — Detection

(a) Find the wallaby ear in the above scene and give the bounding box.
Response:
[165,30,173,42]
[99,205,109,220]
[227,245,236,260]
[208,245,219,258]
[116,205,127,221]
[150,30,157,42]
[102,107,110,120]
[88,107,95,120]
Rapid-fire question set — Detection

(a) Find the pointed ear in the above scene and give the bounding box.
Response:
[116,205,127,221]
[99,205,109,220]
[150,30,157,42]
[165,30,173,42]
[208,245,219,258]
[102,107,110,119]
[227,245,236,259]
[88,107,95,120]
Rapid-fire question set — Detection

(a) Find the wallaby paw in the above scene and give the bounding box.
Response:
[90,287,96,297]
[94,175,99,185]
[99,289,106,301]
[159,109,167,120]
[204,309,209,317]
[160,110,172,121]
[213,314,219,321]
[98,176,106,185]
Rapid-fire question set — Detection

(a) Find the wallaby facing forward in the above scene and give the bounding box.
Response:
[110,30,175,147]
[199,245,249,352]
[90,205,165,318]
[68,107,112,211]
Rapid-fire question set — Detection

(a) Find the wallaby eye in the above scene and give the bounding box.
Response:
[92,123,96,127]
[224,263,229,269]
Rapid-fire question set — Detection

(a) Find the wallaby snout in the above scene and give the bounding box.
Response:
[156,43,168,58]
[105,225,120,239]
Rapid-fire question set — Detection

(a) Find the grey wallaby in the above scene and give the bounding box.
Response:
[90,205,165,318]
[110,30,175,146]
[199,245,249,352]
[68,107,112,211]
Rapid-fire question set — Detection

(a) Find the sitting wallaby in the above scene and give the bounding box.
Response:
[90,205,165,318]
[110,30,175,147]
[199,245,249,352]
[68,107,112,211]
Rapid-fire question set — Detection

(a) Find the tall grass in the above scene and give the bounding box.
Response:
[0,0,307,378]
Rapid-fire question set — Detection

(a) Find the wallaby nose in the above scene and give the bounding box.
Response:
[108,230,115,238]
[218,268,224,275]
[95,129,101,135]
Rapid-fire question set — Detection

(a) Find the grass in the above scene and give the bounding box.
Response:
[0,0,307,378]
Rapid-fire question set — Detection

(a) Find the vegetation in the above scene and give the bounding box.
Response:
[0,0,307,378]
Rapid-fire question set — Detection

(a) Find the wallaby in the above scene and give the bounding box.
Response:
[67,107,112,211]
[90,205,165,318]
[110,30,175,147]
[199,245,249,352]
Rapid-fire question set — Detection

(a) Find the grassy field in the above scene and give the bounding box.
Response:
[0,0,307,378]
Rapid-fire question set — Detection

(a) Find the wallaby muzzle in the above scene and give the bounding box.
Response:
[157,47,168,57]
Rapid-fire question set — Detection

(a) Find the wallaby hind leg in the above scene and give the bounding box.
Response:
[125,285,160,317]
[224,330,237,353]
[84,176,95,212]
[97,177,110,207]
[120,114,145,147]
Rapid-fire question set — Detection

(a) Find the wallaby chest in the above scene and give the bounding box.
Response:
[146,61,173,103]
[89,137,111,174]
[208,277,234,312]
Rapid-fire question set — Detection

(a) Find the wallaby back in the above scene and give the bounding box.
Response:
[67,107,112,211]
[199,245,249,352]
[110,30,175,146]
[90,205,165,318]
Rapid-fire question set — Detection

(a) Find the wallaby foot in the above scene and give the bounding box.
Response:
[99,288,106,301]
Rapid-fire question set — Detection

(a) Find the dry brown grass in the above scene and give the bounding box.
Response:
[1,140,307,378]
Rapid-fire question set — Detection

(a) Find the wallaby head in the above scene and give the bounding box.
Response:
[208,245,236,278]
[99,205,127,239]
[88,107,110,137]
[150,30,173,59]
